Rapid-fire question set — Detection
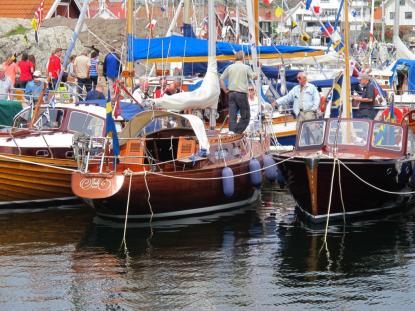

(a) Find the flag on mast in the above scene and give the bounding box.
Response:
[31,0,45,44]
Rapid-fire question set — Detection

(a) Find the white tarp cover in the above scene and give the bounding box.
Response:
[119,110,210,151]
[153,57,220,111]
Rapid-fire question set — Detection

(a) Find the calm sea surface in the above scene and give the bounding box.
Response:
[1,185,415,310]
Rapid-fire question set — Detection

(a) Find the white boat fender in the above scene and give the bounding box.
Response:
[263,154,278,182]
[263,154,285,187]
[249,158,262,188]
[222,167,234,198]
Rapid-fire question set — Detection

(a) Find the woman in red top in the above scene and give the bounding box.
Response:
[16,53,34,88]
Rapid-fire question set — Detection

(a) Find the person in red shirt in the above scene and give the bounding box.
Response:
[47,48,62,89]
[16,53,34,89]
[154,77,167,98]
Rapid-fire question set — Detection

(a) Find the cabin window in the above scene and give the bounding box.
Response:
[407,130,415,154]
[13,108,64,129]
[298,120,325,147]
[328,120,369,146]
[68,111,104,137]
[390,12,395,19]
[405,12,412,19]
[371,123,403,151]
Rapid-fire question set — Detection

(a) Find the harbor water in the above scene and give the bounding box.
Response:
[1,185,415,310]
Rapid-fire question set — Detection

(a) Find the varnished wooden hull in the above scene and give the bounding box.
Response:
[0,153,79,208]
[273,154,415,223]
[73,160,260,220]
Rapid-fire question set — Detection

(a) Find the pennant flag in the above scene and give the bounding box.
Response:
[313,5,320,14]
[275,7,284,17]
[331,73,343,107]
[145,19,157,30]
[290,20,298,29]
[306,0,313,10]
[321,22,334,37]
[301,31,311,43]
[105,90,120,158]
[263,0,274,6]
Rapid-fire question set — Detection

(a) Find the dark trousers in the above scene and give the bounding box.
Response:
[229,91,250,133]
[77,77,92,93]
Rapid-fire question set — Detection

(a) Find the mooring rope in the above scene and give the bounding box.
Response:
[0,153,77,172]
[121,170,133,250]
[121,155,296,180]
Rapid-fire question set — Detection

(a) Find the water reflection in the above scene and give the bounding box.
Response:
[1,187,415,310]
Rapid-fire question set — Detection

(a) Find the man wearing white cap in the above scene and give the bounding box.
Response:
[353,73,377,119]
[24,70,45,103]
[0,64,12,100]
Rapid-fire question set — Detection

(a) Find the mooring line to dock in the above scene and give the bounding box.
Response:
[143,170,154,242]
[321,157,338,249]
[121,170,133,250]
[0,154,77,172]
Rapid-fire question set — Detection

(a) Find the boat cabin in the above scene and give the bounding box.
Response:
[296,118,415,158]
[11,104,106,136]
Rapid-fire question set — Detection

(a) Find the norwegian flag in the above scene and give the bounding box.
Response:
[31,0,45,43]
[34,0,45,30]
[321,22,334,37]
[145,19,157,30]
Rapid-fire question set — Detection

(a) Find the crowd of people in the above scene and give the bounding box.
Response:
[0,47,124,103]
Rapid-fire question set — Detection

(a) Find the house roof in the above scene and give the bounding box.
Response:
[0,0,57,19]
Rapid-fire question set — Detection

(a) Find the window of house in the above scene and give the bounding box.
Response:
[390,12,395,19]
[400,0,405,5]
[406,12,412,19]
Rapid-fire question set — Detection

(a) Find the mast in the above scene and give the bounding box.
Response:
[343,0,352,118]
[208,0,217,130]
[254,0,259,45]
[381,0,385,42]
[54,0,90,90]
[369,0,375,49]
[126,0,134,88]
[235,0,241,43]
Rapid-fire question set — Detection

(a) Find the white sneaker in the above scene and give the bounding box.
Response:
[228,131,235,134]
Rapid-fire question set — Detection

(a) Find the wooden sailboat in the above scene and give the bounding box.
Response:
[71,0,269,221]
[0,102,107,208]
[272,2,415,223]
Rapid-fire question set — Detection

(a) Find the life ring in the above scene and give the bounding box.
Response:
[380,107,403,124]
[320,96,326,113]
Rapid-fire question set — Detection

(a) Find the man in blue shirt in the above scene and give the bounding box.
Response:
[103,48,122,83]
[24,70,46,103]
[274,71,320,131]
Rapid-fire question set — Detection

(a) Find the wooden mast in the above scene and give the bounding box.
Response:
[126,0,134,88]
[254,0,259,45]
[343,0,352,118]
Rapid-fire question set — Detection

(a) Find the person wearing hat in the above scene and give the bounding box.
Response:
[353,73,378,119]
[47,48,62,89]
[273,71,320,131]
[0,64,12,100]
[24,70,45,103]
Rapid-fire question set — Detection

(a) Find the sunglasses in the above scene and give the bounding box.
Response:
[248,89,254,91]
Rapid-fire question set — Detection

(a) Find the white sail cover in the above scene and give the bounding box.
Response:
[393,36,415,60]
[152,58,220,111]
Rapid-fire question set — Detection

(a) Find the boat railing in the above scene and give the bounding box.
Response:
[73,134,204,174]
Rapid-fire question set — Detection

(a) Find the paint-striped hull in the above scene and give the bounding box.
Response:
[0,153,78,208]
